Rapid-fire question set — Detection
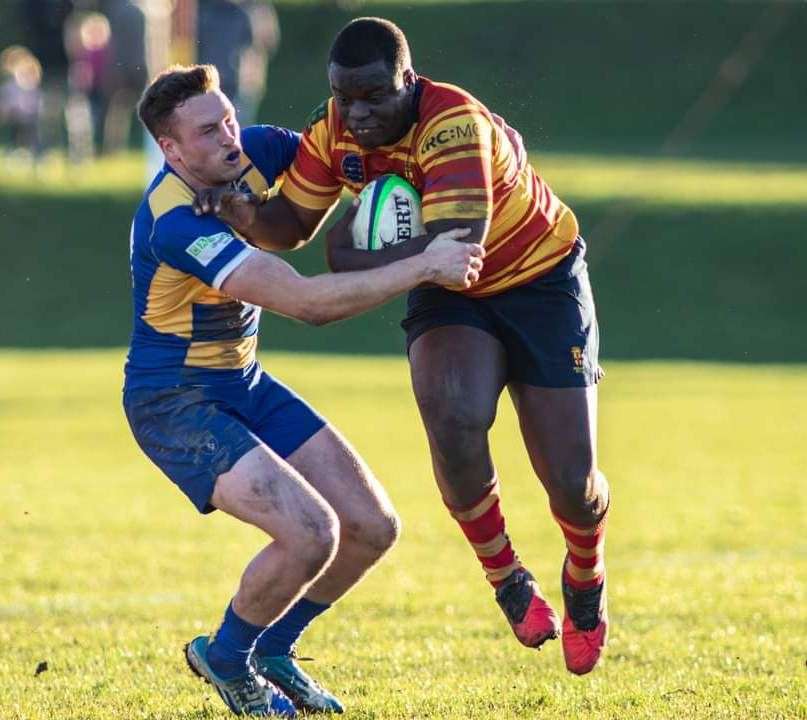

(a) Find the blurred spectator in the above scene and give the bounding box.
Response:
[238,1,280,123]
[0,46,44,159]
[21,0,74,81]
[102,0,148,152]
[64,10,113,161]
[197,0,279,124]
[20,0,74,154]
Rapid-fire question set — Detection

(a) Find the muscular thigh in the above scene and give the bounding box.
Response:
[408,325,508,506]
[408,324,508,430]
[212,443,333,540]
[286,425,396,535]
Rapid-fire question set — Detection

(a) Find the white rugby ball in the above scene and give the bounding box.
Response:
[352,175,425,251]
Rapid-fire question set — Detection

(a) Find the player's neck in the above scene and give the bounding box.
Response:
[167,160,219,193]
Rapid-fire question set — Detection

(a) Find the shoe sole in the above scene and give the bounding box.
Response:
[184,642,213,685]
[517,626,560,650]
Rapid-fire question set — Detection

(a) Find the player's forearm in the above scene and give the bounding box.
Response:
[241,196,311,252]
[327,235,431,272]
[297,255,434,325]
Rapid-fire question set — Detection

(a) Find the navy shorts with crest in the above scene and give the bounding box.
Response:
[402,237,601,388]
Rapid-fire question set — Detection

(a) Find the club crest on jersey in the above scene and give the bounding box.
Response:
[341,154,365,184]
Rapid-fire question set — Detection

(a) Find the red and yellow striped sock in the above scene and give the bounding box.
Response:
[446,479,522,588]
[554,507,608,590]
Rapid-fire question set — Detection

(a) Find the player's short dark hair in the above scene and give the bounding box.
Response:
[138,64,220,140]
[329,17,411,76]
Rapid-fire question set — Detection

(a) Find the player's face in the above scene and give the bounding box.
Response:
[329,60,416,149]
[159,90,243,188]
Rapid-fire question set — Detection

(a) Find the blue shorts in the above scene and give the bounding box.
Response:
[402,237,600,388]
[123,371,326,513]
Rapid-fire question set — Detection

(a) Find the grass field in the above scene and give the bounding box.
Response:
[1,351,804,719]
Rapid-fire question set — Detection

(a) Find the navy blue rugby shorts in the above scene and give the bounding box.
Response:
[401,237,600,388]
[123,371,326,513]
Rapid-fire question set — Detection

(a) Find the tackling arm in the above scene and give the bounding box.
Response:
[222,229,483,326]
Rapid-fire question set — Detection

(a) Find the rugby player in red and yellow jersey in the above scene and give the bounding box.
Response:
[197,18,611,675]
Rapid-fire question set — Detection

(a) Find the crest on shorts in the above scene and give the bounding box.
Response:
[571,346,585,373]
[341,153,365,184]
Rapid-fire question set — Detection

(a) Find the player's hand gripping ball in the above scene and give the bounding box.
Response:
[351,175,425,250]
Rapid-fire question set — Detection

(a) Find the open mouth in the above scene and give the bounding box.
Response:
[225,149,241,163]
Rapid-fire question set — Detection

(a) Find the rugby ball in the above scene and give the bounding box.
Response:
[352,175,425,251]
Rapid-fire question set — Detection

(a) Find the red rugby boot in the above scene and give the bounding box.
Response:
[495,568,561,648]
[561,562,609,675]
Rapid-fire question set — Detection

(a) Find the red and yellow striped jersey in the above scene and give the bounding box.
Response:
[282,77,579,297]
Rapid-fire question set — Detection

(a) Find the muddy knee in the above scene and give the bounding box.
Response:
[342,508,401,559]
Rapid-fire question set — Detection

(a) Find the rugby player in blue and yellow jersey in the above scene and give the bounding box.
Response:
[200,19,612,676]
[123,64,484,717]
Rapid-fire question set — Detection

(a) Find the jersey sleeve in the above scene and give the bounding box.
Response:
[416,108,494,224]
[240,124,300,183]
[280,108,343,211]
[151,208,254,289]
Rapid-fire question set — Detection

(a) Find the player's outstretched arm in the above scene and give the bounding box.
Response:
[222,229,484,326]
[327,210,490,273]
[194,189,333,252]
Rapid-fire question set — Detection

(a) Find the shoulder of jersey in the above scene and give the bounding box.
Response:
[304,98,331,131]
[419,79,483,117]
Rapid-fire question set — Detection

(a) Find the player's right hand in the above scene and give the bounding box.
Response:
[425,228,485,289]
[193,187,262,232]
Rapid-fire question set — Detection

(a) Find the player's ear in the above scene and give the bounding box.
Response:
[158,135,179,162]
[402,68,417,90]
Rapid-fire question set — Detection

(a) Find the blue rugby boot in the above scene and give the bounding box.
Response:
[252,651,344,714]
[185,635,297,717]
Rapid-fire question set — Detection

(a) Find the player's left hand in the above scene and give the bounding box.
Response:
[193,186,261,231]
[325,199,359,251]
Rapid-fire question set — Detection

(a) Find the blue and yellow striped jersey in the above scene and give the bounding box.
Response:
[124,125,299,390]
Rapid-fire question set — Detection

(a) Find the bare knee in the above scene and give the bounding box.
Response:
[300,504,341,579]
[550,460,608,525]
[342,508,401,559]
[419,391,496,465]
[269,499,340,582]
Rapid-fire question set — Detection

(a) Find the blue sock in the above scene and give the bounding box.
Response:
[206,601,266,679]
[254,598,330,658]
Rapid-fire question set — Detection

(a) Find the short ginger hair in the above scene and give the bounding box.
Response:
[138,64,220,140]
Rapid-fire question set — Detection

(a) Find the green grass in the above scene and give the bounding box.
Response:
[1,350,804,719]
